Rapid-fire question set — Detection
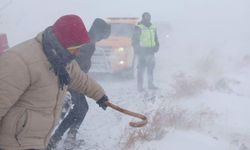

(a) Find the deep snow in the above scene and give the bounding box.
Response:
[1,0,250,149]
[56,33,250,149]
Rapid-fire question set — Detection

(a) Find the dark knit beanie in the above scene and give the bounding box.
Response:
[52,15,90,48]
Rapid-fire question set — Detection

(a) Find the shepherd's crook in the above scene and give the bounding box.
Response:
[105,101,148,127]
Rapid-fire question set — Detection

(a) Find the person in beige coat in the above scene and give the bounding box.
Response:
[0,15,109,150]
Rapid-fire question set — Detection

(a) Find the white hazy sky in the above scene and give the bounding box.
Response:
[1,1,250,149]
[0,0,250,46]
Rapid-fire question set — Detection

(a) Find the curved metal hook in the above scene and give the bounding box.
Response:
[105,101,148,127]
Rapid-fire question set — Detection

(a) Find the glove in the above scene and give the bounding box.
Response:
[96,95,109,110]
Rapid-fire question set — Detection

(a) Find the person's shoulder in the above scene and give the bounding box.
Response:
[0,48,27,69]
[8,37,46,65]
[134,24,141,30]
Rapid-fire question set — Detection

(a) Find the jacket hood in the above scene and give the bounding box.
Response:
[88,18,111,42]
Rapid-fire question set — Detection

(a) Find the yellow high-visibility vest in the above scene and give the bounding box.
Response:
[137,24,156,47]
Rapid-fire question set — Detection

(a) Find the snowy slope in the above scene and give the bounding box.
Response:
[1,0,250,150]
[55,34,250,150]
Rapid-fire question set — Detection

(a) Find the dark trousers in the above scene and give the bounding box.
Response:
[52,90,89,139]
[137,54,155,89]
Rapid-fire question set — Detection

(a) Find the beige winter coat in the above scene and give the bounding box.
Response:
[0,33,105,150]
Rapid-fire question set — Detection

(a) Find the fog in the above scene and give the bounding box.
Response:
[1,0,250,149]
[1,0,250,47]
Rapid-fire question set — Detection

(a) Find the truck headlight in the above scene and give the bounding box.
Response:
[119,60,125,65]
[117,47,124,52]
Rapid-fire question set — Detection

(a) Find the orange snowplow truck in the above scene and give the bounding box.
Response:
[90,17,139,78]
[0,33,8,54]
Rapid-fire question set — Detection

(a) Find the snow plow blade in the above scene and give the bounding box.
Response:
[105,101,148,127]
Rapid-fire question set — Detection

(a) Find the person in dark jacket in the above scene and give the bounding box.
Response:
[47,18,111,149]
[132,12,160,92]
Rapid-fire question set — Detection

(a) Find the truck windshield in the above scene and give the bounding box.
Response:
[110,24,135,37]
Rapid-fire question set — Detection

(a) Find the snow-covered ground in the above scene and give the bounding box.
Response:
[55,33,250,150]
[1,0,250,149]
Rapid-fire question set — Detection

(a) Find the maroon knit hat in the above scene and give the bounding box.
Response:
[52,15,90,48]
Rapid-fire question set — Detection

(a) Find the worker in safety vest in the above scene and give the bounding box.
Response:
[132,12,160,92]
